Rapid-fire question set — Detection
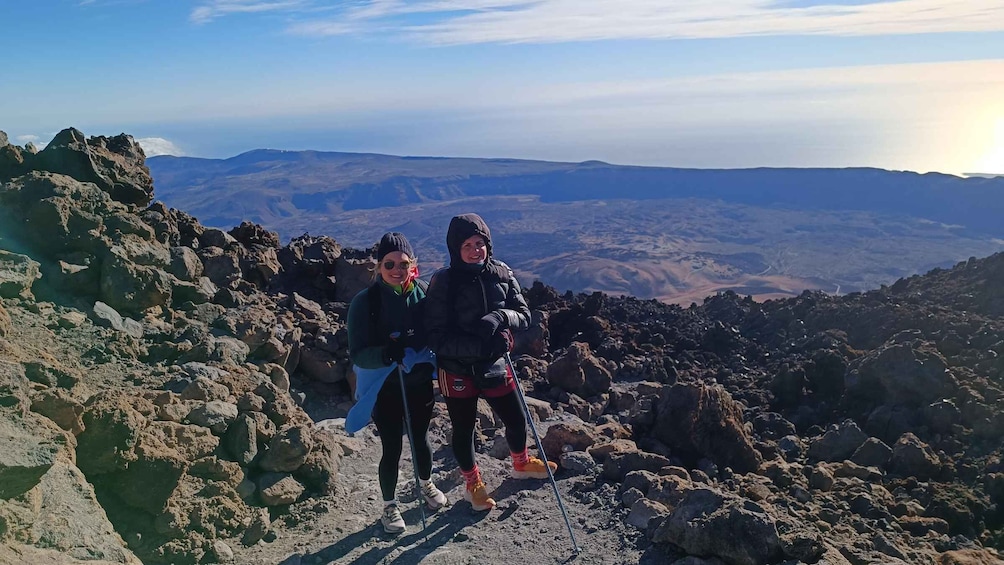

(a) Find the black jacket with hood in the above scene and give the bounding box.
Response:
[424,213,531,377]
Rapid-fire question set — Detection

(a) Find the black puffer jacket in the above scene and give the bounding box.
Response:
[425,214,530,376]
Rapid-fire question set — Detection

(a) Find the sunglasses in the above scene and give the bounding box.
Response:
[382,260,414,271]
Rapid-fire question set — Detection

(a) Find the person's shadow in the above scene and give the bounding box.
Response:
[298,499,494,565]
[297,473,578,565]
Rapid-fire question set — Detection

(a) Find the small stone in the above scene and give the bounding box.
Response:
[212,540,235,563]
[57,311,87,329]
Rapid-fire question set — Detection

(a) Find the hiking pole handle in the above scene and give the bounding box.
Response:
[504,352,580,554]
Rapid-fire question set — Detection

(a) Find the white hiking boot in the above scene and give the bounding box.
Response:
[381,504,405,534]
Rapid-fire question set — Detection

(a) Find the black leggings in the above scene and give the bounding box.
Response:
[445,390,527,471]
[372,379,435,502]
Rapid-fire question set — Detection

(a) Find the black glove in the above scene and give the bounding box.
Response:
[486,329,514,358]
[384,339,406,364]
[477,311,506,338]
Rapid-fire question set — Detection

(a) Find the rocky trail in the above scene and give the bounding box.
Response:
[231,413,660,565]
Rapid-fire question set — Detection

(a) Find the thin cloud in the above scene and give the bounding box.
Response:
[279,0,1004,44]
[14,134,46,150]
[136,137,184,157]
[191,1,309,24]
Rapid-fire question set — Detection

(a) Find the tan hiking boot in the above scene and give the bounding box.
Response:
[463,480,496,511]
[512,456,558,479]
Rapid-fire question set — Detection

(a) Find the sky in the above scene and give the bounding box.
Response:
[1,1,1003,174]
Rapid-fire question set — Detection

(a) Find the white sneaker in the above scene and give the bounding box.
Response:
[422,481,448,510]
[381,505,405,534]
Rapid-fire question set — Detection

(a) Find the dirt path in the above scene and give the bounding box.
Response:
[230,414,670,565]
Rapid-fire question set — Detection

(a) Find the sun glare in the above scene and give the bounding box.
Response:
[972,117,1004,175]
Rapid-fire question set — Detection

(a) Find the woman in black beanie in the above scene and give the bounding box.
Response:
[347,232,447,534]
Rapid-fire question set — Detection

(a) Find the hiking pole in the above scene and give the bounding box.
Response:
[396,363,428,538]
[505,352,580,554]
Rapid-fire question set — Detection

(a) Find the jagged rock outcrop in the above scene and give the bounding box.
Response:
[0,360,141,563]
[649,382,763,474]
[1,127,153,206]
[0,130,359,563]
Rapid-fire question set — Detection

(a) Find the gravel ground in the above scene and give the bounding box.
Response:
[228,410,671,565]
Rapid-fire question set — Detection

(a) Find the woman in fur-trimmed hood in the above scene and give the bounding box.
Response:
[424,213,556,512]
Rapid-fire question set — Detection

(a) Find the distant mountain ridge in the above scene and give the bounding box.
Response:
[147,150,1004,302]
[150,150,1004,236]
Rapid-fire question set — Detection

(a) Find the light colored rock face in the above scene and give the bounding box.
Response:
[0,409,73,499]
[0,361,29,413]
[0,303,10,337]
[0,250,41,300]
[9,462,141,564]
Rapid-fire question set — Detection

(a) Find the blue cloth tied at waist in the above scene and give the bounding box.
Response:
[345,347,436,433]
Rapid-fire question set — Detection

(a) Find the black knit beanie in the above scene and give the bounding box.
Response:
[376,232,415,262]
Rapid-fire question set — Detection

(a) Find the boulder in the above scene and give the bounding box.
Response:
[545,341,612,398]
[293,428,341,494]
[91,301,144,338]
[104,429,189,515]
[0,250,41,299]
[2,171,116,257]
[626,498,670,530]
[257,473,306,506]
[334,255,371,303]
[651,383,762,473]
[259,424,313,472]
[651,487,785,565]
[541,421,601,462]
[890,432,940,480]
[602,450,672,482]
[807,419,868,462]
[186,401,239,435]
[30,388,86,436]
[75,390,151,476]
[99,251,172,314]
[850,437,893,468]
[845,338,958,408]
[34,128,154,207]
[0,409,74,499]
[0,461,142,564]
[146,420,220,461]
[0,360,29,413]
[224,413,259,465]
[201,247,242,290]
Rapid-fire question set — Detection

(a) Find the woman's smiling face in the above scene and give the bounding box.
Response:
[379,251,414,285]
[460,235,487,264]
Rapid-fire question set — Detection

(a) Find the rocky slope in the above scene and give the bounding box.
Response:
[2,128,1004,565]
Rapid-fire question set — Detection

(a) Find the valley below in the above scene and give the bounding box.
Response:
[148,152,1004,304]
